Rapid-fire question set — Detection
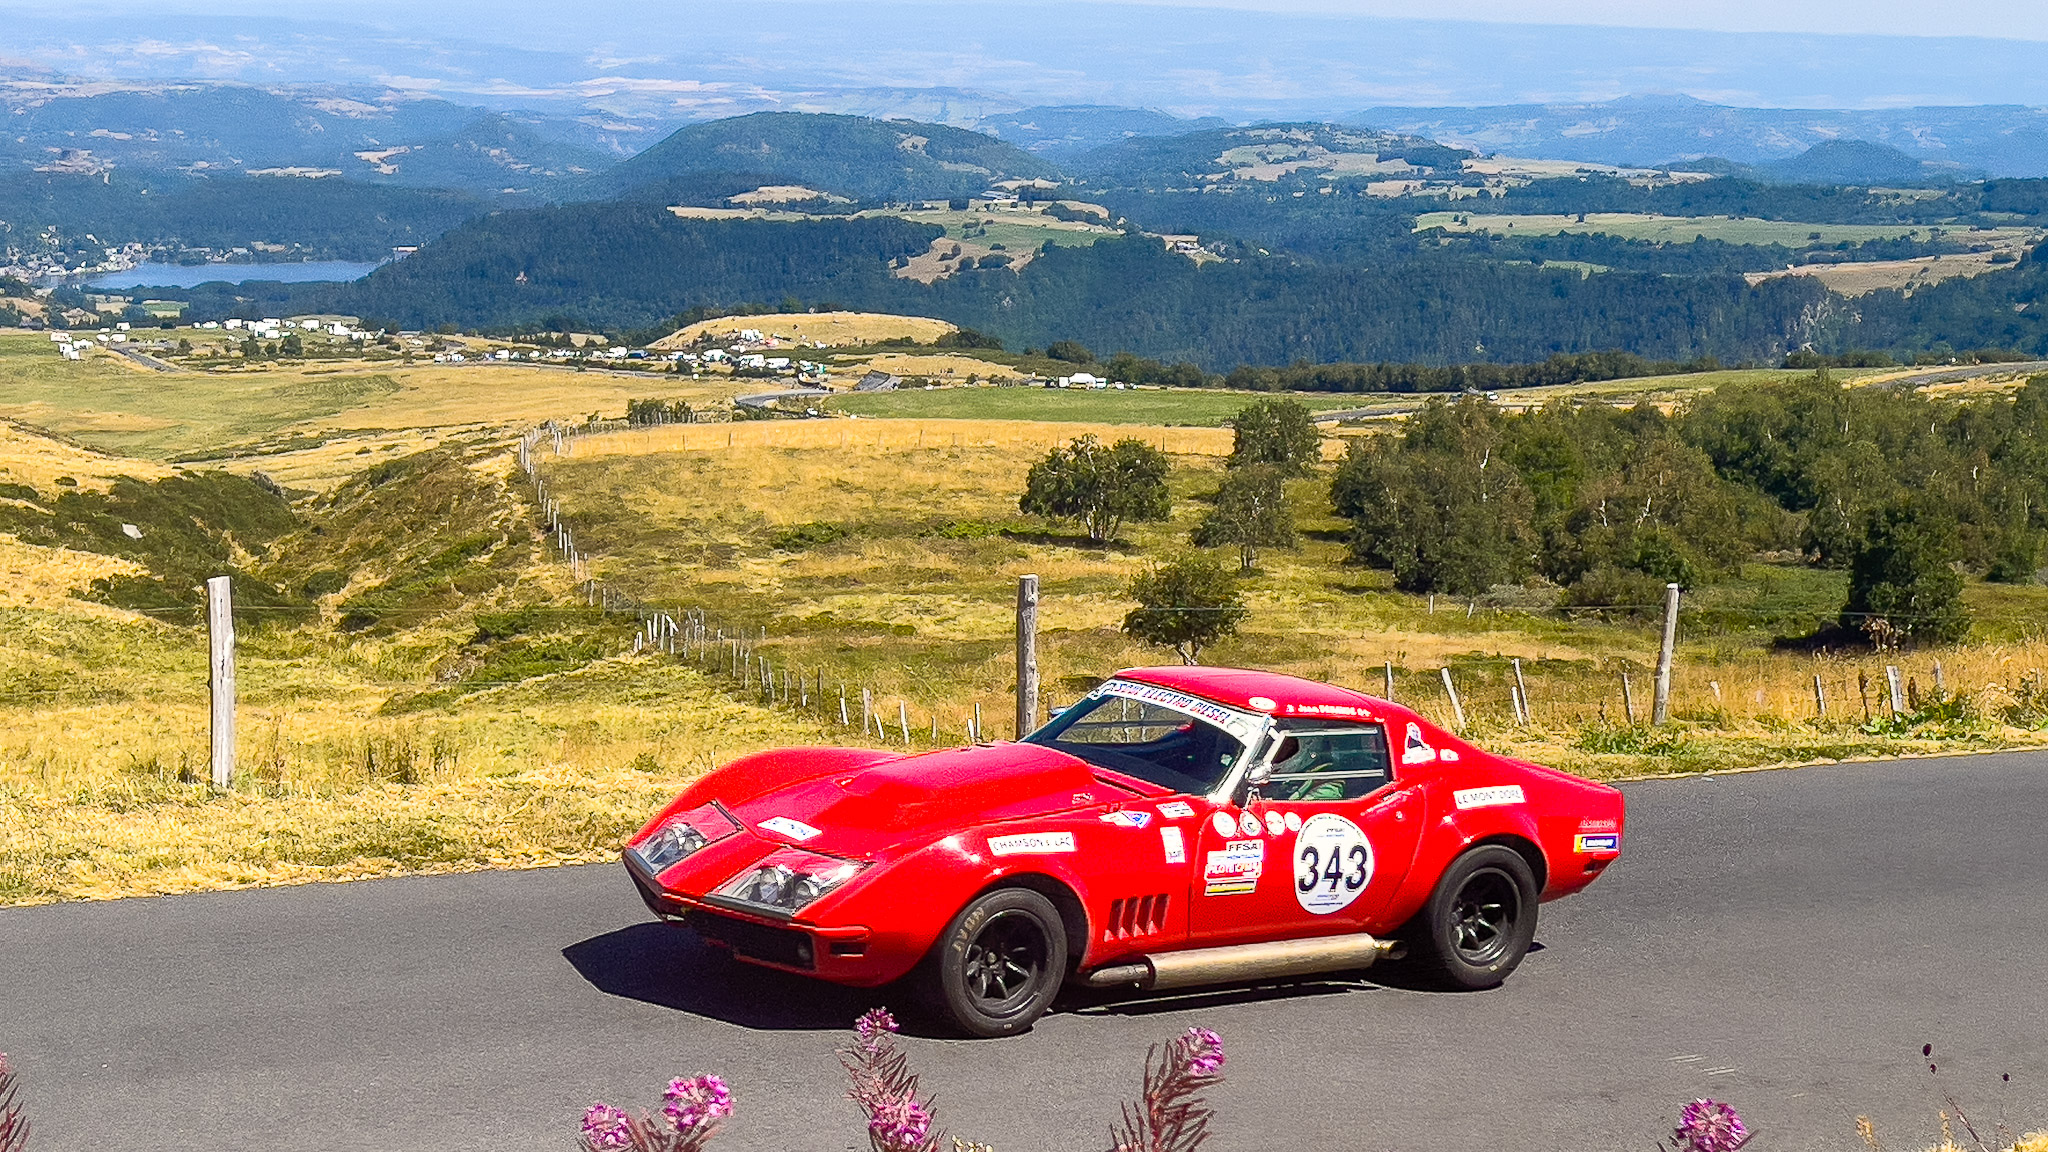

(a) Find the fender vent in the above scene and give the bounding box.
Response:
[1104,894,1169,942]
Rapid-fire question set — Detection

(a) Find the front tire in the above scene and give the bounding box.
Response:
[926,887,1067,1037]
[1407,844,1539,990]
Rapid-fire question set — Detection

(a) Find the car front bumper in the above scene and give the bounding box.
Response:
[621,851,890,986]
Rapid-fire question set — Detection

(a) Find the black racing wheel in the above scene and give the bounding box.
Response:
[1405,844,1539,990]
[926,887,1066,1038]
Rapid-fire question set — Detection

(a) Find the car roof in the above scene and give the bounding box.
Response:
[1114,666,1393,721]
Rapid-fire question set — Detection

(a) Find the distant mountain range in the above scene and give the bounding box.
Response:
[1352,95,2048,178]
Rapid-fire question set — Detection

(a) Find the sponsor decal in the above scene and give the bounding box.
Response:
[1439,749,1461,761]
[1294,813,1374,915]
[1401,721,1437,765]
[1158,800,1196,820]
[988,831,1077,856]
[1453,785,1526,810]
[1160,826,1187,864]
[1575,833,1621,854]
[1263,810,1287,837]
[1289,702,1374,718]
[1283,811,1303,833]
[1248,695,1277,710]
[1096,679,1263,741]
[1203,838,1264,895]
[1100,809,1152,829]
[759,816,820,842]
[1238,811,1263,837]
[1210,811,1237,837]
[1071,792,1096,805]
[1578,818,1619,832]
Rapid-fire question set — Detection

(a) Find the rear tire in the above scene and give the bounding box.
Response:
[925,887,1067,1038]
[1406,844,1538,990]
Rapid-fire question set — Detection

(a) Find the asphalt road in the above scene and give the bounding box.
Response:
[5,752,2047,1152]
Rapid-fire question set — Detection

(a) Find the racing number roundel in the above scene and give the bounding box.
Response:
[1293,813,1374,915]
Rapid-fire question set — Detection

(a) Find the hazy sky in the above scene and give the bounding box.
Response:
[1101,0,2048,40]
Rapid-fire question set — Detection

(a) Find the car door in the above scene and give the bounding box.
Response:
[1187,721,1424,946]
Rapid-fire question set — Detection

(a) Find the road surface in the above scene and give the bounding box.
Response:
[4,751,2046,1151]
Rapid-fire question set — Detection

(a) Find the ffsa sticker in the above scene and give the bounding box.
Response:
[1203,839,1264,895]
[1293,813,1373,915]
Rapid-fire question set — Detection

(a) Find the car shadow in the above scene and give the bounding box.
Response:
[567,923,1553,1033]
[563,923,891,1032]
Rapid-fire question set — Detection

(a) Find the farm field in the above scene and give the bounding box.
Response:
[1414,211,2035,248]
[828,384,1368,424]
[652,310,957,349]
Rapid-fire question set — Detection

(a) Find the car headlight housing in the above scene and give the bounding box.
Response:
[713,848,864,917]
[630,804,739,874]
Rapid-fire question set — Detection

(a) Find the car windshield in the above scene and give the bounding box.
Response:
[1024,688,1255,795]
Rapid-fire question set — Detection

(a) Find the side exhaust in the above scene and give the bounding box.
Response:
[1082,932,1402,991]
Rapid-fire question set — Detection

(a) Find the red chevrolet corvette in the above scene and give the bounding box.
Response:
[623,667,1624,1036]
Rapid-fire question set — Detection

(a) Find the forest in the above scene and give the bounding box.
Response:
[1331,373,2048,647]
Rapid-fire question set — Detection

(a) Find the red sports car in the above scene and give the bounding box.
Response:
[623,667,1624,1036]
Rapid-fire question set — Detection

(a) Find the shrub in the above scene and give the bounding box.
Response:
[1226,398,1322,476]
[1020,435,1171,543]
[1840,498,1970,646]
[1191,464,1295,572]
[1124,553,1248,664]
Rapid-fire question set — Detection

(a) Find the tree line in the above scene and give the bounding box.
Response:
[1019,381,2048,656]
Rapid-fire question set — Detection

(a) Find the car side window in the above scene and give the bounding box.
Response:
[1265,723,1393,802]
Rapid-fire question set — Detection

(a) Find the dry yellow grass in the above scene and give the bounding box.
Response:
[652,311,957,350]
[0,658,839,904]
[544,419,2048,783]
[1747,246,2040,296]
[843,353,1029,382]
[0,535,145,615]
[0,418,169,491]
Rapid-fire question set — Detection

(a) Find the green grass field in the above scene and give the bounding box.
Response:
[874,206,1117,250]
[1412,212,2028,247]
[827,385,1367,425]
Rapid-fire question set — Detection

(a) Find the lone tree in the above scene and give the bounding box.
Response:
[1840,498,1970,646]
[1123,553,1248,664]
[1020,435,1171,543]
[1192,463,1296,572]
[1227,397,1323,476]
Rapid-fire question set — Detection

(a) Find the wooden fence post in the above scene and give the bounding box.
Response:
[1440,667,1467,729]
[1511,658,1530,725]
[862,687,873,736]
[1620,673,1636,725]
[1813,674,1827,718]
[1885,666,1905,716]
[1016,574,1040,738]
[1933,660,1947,697]
[899,701,910,745]
[1383,661,1395,701]
[1652,582,1680,726]
[973,702,983,743]
[207,575,234,790]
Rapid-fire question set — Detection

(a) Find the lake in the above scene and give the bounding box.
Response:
[87,261,386,289]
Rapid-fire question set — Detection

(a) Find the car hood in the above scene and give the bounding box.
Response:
[725,741,1106,858]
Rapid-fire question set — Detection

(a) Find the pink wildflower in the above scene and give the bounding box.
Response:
[662,1075,735,1132]
[580,1103,634,1150]
[867,1093,932,1151]
[1179,1027,1226,1076]
[855,1008,899,1044]
[1675,1098,1750,1152]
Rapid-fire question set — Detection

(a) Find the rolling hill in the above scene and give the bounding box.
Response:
[593,112,1062,204]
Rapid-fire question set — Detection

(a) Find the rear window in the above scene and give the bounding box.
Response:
[1263,720,1393,801]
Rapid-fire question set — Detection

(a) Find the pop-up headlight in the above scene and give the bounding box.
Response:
[714,848,864,917]
[630,804,739,874]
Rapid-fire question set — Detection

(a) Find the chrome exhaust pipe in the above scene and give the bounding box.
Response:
[1083,932,1400,991]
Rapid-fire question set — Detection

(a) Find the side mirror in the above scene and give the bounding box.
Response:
[1246,762,1272,789]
